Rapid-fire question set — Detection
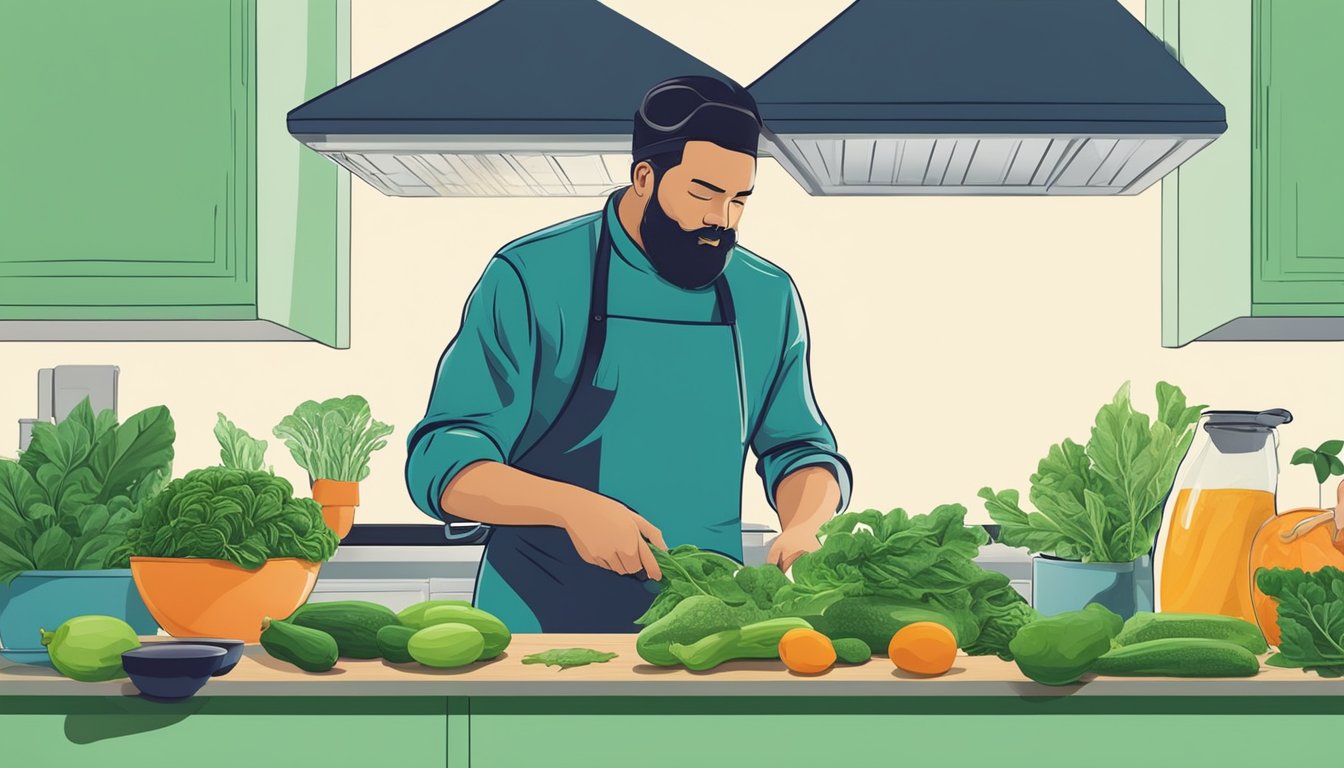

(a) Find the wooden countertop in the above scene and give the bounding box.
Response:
[0,634,1337,697]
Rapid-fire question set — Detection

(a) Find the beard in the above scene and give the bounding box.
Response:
[638,179,736,290]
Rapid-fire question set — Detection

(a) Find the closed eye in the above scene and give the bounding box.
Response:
[689,192,712,201]
[730,199,746,206]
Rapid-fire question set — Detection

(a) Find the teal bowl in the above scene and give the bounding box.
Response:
[0,570,158,665]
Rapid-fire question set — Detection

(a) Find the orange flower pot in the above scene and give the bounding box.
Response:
[130,557,321,643]
[312,479,359,539]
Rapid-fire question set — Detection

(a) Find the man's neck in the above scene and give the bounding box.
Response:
[615,186,646,252]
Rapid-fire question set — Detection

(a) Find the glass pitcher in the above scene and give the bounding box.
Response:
[1154,408,1292,622]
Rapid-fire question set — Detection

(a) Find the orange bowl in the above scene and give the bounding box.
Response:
[130,557,320,642]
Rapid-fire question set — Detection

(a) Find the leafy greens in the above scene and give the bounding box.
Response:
[215,413,269,472]
[1256,566,1344,678]
[0,399,174,584]
[120,467,339,570]
[273,395,393,483]
[522,648,618,669]
[635,504,1037,660]
[980,381,1204,563]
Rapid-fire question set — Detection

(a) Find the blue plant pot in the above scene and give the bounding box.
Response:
[1032,555,1155,619]
[0,569,158,665]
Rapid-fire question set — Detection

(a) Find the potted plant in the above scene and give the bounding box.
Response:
[0,398,174,664]
[980,381,1205,619]
[272,395,394,539]
[121,466,340,643]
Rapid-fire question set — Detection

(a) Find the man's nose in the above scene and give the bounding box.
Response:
[702,203,730,229]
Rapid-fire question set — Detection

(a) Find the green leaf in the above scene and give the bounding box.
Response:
[1313,455,1332,485]
[0,460,43,547]
[215,413,268,472]
[89,405,175,504]
[273,395,393,483]
[979,487,1078,560]
[521,649,618,669]
[32,527,74,570]
[1331,456,1344,478]
[1255,566,1344,678]
[1291,448,1319,465]
[0,538,36,584]
[1320,440,1344,457]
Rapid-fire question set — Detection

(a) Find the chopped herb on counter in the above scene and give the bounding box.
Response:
[522,648,618,669]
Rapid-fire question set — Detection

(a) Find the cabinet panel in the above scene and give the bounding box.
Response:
[1254,0,1344,303]
[308,579,431,612]
[0,0,255,314]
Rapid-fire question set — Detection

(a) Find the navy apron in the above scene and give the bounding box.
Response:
[473,192,747,633]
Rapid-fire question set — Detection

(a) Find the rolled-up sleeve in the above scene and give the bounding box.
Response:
[406,256,535,533]
[751,277,853,514]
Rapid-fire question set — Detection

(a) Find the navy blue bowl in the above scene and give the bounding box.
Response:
[176,638,245,676]
[122,644,227,702]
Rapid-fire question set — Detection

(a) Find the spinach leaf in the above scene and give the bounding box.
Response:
[522,648,618,669]
[983,381,1203,563]
[1255,566,1344,678]
[215,413,269,472]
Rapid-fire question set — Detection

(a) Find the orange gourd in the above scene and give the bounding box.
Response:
[1250,495,1344,647]
[887,621,958,676]
[778,628,836,675]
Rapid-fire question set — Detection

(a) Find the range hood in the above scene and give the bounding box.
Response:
[286,0,732,197]
[747,0,1227,196]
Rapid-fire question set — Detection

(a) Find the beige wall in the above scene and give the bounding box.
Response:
[3,0,1340,529]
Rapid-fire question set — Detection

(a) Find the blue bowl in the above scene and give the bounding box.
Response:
[122,644,226,702]
[175,638,245,676]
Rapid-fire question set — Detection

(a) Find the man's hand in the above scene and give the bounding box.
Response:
[559,493,667,581]
[767,527,822,573]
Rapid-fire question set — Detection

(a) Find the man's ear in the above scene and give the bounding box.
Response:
[630,162,655,197]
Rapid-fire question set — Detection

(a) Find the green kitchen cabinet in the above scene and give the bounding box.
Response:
[0,0,351,347]
[1148,0,1344,345]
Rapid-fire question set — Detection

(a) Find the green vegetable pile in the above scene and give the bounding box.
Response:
[0,399,175,584]
[120,467,339,569]
[522,649,619,669]
[635,504,1038,668]
[981,381,1205,564]
[1257,566,1344,678]
[273,395,393,483]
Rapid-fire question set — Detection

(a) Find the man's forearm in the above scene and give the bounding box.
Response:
[775,465,842,533]
[439,460,579,527]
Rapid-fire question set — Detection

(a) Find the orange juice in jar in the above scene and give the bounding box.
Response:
[1155,409,1291,623]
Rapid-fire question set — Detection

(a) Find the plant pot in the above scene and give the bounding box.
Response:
[130,557,320,643]
[0,569,158,665]
[1031,555,1154,619]
[312,479,359,539]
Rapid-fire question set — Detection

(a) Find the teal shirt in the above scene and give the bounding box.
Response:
[406,194,852,537]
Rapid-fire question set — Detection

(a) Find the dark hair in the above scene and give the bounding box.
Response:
[631,75,761,165]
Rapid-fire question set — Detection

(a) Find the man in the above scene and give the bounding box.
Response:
[406,75,851,633]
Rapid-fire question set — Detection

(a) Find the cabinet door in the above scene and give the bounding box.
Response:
[1253,0,1344,306]
[0,1,255,319]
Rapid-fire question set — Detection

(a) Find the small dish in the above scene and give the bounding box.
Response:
[122,644,226,702]
[172,638,245,676]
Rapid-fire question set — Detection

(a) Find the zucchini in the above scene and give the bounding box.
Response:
[397,599,474,629]
[1091,638,1261,678]
[289,600,399,659]
[376,625,419,664]
[415,605,511,660]
[1114,612,1268,654]
[832,637,872,665]
[260,617,339,673]
[408,624,486,669]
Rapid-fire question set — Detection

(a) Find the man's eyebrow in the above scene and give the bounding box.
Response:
[691,178,754,197]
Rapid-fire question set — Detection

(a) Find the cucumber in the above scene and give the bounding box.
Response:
[832,637,872,665]
[260,617,339,673]
[288,600,399,659]
[1091,638,1261,678]
[415,605,511,660]
[1114,612,1268,654]
[408,624,486,669]
[376,625,418,664]
[397,599,474,629]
